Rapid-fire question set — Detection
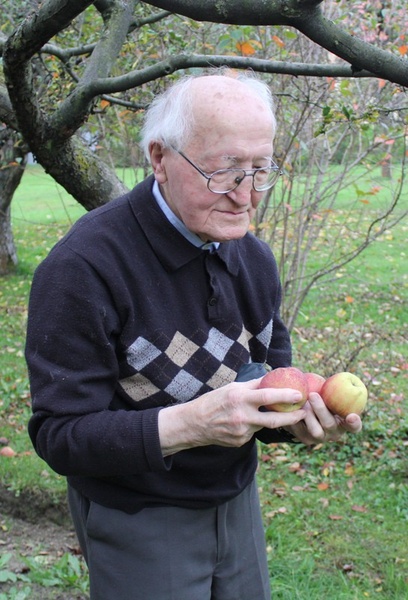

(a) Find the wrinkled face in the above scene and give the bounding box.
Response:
[150,77,275,242]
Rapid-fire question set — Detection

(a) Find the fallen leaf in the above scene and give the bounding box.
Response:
[265,507,288,518]
[288,461,301,472]
[272,487,287,498]
[351,504,367,513]
[0,446,17,457]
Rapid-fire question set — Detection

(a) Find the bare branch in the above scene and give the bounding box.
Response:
[32,10,172,69]
[40,42,96,61]
[87,54,375,98]
[130,9,172,30]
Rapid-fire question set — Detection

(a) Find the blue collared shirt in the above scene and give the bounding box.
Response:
[152,180,219,252]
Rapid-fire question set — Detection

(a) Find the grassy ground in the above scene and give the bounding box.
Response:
[1,165,407,598]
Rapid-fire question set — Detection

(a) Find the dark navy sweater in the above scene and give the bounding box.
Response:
[26,175,292,513]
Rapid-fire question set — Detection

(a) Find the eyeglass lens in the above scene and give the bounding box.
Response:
[208,167,281,193]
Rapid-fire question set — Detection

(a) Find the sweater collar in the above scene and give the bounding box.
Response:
[129,175,240,276]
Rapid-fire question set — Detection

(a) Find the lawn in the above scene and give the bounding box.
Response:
[1,165,407,598]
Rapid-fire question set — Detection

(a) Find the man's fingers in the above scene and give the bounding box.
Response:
[256,387,304,410]
[341,413,363,433]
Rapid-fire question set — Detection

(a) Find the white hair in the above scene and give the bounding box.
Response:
[140,70,276,161]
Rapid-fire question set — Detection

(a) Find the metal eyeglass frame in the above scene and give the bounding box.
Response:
[170,146,283,194]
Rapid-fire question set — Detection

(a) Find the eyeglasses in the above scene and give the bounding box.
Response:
[171,147,283,194]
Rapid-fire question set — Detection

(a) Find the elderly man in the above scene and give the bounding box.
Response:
[26,71,362,600]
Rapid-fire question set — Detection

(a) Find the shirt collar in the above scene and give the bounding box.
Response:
[152,180,220,252]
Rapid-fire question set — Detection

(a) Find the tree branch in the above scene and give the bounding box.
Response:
[295,0,323,6]
[3,0,94,141]
[93,0,115,13]
[40,42,96,61]
[48,0,137,135]
[144,0,289,25]
[145,0,408,87]
[129,9,172,30]
[4,0,94,65]
[31,10,172,65]
[0,82,19,131]
[293,9,408,86]
[87,54,374,99]
[2,0,129,210]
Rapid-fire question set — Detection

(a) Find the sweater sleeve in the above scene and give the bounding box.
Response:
[26,245,170,477]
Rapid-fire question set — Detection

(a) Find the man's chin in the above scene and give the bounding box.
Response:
[210,227,250,242]
[204,215,251,242]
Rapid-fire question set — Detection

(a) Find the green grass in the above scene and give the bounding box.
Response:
[259,437,408,599]
[1,164,408,598]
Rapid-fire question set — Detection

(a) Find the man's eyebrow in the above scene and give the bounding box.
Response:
[220,154,273,165]
[220,154,239,165]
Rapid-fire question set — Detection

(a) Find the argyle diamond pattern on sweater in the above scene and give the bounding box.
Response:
[120,320,273,405]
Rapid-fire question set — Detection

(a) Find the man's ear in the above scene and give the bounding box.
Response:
[149,142,167,183]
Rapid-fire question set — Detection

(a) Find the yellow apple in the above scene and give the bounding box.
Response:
[259,367,308,412]
[320,372,368,417]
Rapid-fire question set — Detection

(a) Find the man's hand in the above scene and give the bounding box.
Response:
[158,379,307,456]
[283,392,363,445]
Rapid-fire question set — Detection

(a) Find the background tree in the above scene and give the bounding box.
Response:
[0,0,407,332]
[0,58,29,273]
[3,0,408,208]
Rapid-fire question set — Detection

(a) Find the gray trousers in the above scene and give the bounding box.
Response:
[68,479,271,600]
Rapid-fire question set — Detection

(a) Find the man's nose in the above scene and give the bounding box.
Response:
[227,175,254,202]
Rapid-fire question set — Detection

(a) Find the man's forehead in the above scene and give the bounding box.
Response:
[191,81,271,129]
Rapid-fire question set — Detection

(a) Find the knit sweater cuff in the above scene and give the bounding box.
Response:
[141,407,173,472]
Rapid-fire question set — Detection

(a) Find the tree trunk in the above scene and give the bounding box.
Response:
[0,161,26,275]
[0,203,18,275]
[381,155,392,178]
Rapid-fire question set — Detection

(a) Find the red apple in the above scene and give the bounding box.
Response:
[305,372,326,394]
[259,367,308,412]
[320,372,368,417]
